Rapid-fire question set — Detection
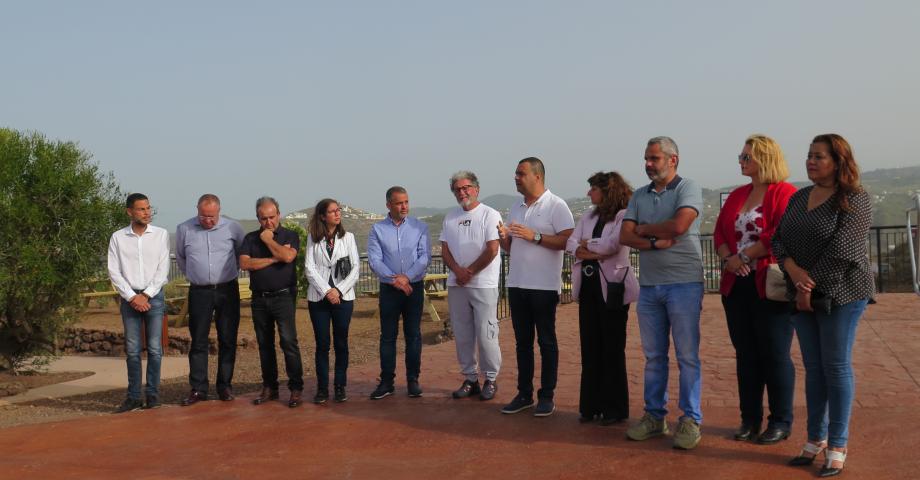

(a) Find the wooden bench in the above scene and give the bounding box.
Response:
[172,278,251,327]
[422,273,449,323]
[360,273,450,323]
[80,279,121,307]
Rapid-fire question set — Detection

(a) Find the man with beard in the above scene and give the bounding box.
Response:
[619,136,705,450]
[441,171,503,401]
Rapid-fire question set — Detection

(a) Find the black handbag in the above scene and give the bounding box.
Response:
[334,256,352,279]
[600,266,630,311]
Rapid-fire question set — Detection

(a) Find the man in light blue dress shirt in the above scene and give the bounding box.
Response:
[366,186,431,400]
[175,193,245,406]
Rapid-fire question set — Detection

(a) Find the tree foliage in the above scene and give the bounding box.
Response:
[282,221,310,298]
[0,128,123,372]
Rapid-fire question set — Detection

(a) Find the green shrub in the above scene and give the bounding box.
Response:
[0,128,123,372]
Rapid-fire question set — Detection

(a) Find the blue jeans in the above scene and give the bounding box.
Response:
[793,299,867,448]
[378,282,423,383]
[637,282,704,423]
[120,291,166,400]
[309,298,353,389]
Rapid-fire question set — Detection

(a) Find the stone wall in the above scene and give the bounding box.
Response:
[57,328,257,357]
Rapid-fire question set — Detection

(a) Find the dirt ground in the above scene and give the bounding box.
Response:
[0,371,92,397]
[0,296,450,428]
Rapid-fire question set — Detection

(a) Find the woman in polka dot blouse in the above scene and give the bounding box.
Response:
[772,134,874,477]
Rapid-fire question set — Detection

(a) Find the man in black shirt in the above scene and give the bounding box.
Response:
[240,196,305,407]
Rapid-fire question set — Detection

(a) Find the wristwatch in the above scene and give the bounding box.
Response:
[649,236,658,250]
[533,232,542,244]
[738,251,751,263]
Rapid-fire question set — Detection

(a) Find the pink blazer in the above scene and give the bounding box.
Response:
[566,208,639,306]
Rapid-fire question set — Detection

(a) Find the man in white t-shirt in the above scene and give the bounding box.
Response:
[440,171,503,401]
[498,157,575,417]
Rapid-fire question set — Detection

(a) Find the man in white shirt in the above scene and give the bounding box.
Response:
[107,193,170,412]
[498,157,575,417]
[441,171,503,401]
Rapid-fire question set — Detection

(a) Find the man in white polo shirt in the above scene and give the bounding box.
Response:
[498,157,575,417]
[441,171,503,401]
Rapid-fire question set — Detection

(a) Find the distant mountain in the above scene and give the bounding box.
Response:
[480,194,521,211]
[411,206,453,217]
[212,165,918,254]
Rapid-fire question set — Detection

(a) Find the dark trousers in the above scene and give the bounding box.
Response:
[309,298,353,389]
[187,283,240,394]
[509,287,559,400]
[251,294,304,391]
[578,275,630,419]
[722,274,795,429]
[378,282,423,383]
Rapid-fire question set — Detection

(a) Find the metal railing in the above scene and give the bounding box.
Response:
[907,195,920,296]
[160,225,917,319]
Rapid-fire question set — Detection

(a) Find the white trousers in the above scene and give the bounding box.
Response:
[448,286,501,382]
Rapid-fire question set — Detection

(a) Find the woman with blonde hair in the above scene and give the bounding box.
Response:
[714,135,797,444]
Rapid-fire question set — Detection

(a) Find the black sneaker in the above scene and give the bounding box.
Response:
[116,398,144,413]
[334,385,348,403]
[144,395,161,409]
[452,380,481,399]
[479,380,498,401]
[407,379,423,398]
[534,398,555,417]
[370,380,395,400]
[313,388,329,404]
[501,394,535,414]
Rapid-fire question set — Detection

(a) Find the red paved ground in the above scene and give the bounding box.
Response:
[1,294,919,479]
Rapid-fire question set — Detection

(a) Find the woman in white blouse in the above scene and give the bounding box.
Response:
[304,198,360,404]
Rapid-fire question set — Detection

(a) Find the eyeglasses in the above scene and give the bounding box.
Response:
[326,208,341,215]
[453,184,476,194]
[738,154,754,163]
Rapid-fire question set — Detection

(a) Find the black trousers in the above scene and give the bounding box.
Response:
[509,287,559,400]
[252,293,304,391]
[578,274,630,420]
[187,282,240,394]
[722,274,795,429]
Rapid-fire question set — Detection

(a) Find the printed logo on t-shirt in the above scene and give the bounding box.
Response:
[458,219,471,227]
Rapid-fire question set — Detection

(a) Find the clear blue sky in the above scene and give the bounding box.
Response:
[4,1,918,229]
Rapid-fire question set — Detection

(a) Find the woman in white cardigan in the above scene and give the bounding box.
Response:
[565,171,638,425]
[304,198,360,404]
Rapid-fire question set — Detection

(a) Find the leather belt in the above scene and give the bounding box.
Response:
[190,279,238,290]
[582,265,596,277]
[252,288,290,298]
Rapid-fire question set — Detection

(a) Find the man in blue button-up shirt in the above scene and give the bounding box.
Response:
[366,186,431,400]
[175,193,245,406]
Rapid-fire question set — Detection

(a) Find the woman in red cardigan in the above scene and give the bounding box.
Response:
[714,134,797,445]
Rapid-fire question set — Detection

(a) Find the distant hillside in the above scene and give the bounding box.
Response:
[701,165,920,232]
[209,165,918,254]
